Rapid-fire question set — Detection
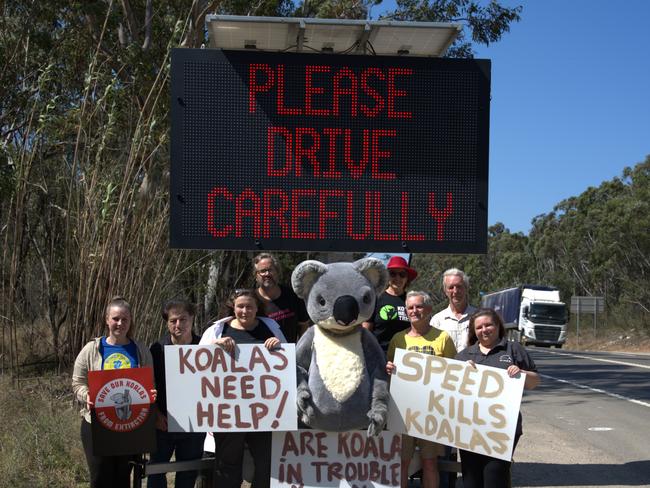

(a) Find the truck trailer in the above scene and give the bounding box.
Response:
[480,285,567,347]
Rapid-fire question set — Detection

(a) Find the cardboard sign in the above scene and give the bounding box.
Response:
[387,350,524,461]
[88,367,156,456]
[271,430,401,488]
[165,343,297,432]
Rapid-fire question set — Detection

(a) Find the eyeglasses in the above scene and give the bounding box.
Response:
[256,268,274,275]
[389,270,408,278]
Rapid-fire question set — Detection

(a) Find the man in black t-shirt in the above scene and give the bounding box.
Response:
[253,253,310,343]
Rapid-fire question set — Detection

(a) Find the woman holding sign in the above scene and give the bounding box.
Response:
[200,288,286,488]
[455,308,540,488]
[71,296,154,488]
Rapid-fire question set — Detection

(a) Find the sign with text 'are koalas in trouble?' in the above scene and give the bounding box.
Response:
[388,350,524,461]
[165,344,297,432]
[271,430,402,488]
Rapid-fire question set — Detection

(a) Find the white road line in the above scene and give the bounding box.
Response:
[537,349,650,370]
[540,373,650,408]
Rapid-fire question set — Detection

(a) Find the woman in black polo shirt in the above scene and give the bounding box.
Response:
[455,308,540,488]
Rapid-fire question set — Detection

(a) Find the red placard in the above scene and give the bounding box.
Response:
[88,367,156,456]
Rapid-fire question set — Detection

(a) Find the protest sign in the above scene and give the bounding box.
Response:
[165,343,297,432]
[387,350,524,461]
[88,367,156,455]
[271,430,401,488]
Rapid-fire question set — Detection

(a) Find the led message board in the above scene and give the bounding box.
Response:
[170,49,490,253]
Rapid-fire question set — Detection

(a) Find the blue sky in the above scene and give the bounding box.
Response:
[373,0,650,234]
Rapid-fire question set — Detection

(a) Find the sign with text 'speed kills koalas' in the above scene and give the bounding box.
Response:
[388,350,524,461]
[170,49,490,254]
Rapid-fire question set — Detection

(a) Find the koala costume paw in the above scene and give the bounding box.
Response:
[296,386,315,425]
[366,412,385,437]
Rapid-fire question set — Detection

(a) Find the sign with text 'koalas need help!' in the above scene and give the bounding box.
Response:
[387,350,524,461]
[165,344,297,432]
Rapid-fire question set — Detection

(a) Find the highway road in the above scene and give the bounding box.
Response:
[510,347,650,488]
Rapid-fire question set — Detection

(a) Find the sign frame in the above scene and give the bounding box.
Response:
[170,48,490,253]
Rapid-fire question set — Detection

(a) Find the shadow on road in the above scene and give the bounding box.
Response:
[512,459,650,486]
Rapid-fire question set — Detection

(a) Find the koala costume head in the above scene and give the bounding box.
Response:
[291,258,390,435]
[292,258,387,334]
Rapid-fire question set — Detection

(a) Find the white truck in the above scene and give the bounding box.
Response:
[480,285,568,347]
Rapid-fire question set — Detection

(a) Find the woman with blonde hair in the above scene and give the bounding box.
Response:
[72,296,154,488]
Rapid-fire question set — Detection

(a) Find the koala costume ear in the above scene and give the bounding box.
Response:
[292,260,329,300]
[352,258,388,295]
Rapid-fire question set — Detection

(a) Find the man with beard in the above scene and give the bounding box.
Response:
[253,253,310,343]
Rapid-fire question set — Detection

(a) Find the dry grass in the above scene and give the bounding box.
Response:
[565,331,650,353]
[0,374,87,487]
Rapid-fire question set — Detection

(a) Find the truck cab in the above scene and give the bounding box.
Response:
[481,285,568,348]
[519,287,567,347]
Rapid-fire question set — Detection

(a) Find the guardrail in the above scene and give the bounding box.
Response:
[132,455,461,487]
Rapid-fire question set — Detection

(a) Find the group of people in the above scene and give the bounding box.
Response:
[379,260,540,488]
[72,254,539,488]
[71,253,308,488]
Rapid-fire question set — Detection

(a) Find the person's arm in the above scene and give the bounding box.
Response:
[508,341,540,390]
[214,336,236,353]
[523,370,540,390]
[71,342,92,406]
[262,317,287,343]
[506,364,540,390]
[137,340,158,401]
[149,342,168,430]
[362,321,374,331]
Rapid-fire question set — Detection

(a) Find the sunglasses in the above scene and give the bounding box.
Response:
[389,270,408,278]
[231,288,254,299]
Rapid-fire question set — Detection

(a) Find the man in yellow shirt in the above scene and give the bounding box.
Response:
[386,291,456,488]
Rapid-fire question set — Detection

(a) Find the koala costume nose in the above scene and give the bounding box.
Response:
[333,295,359,326]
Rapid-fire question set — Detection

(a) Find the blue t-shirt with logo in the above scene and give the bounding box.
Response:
[100,337,139,370]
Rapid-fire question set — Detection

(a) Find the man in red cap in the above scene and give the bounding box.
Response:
[363,255,418,352]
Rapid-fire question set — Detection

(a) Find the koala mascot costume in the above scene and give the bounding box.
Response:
[291,258,389,436]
